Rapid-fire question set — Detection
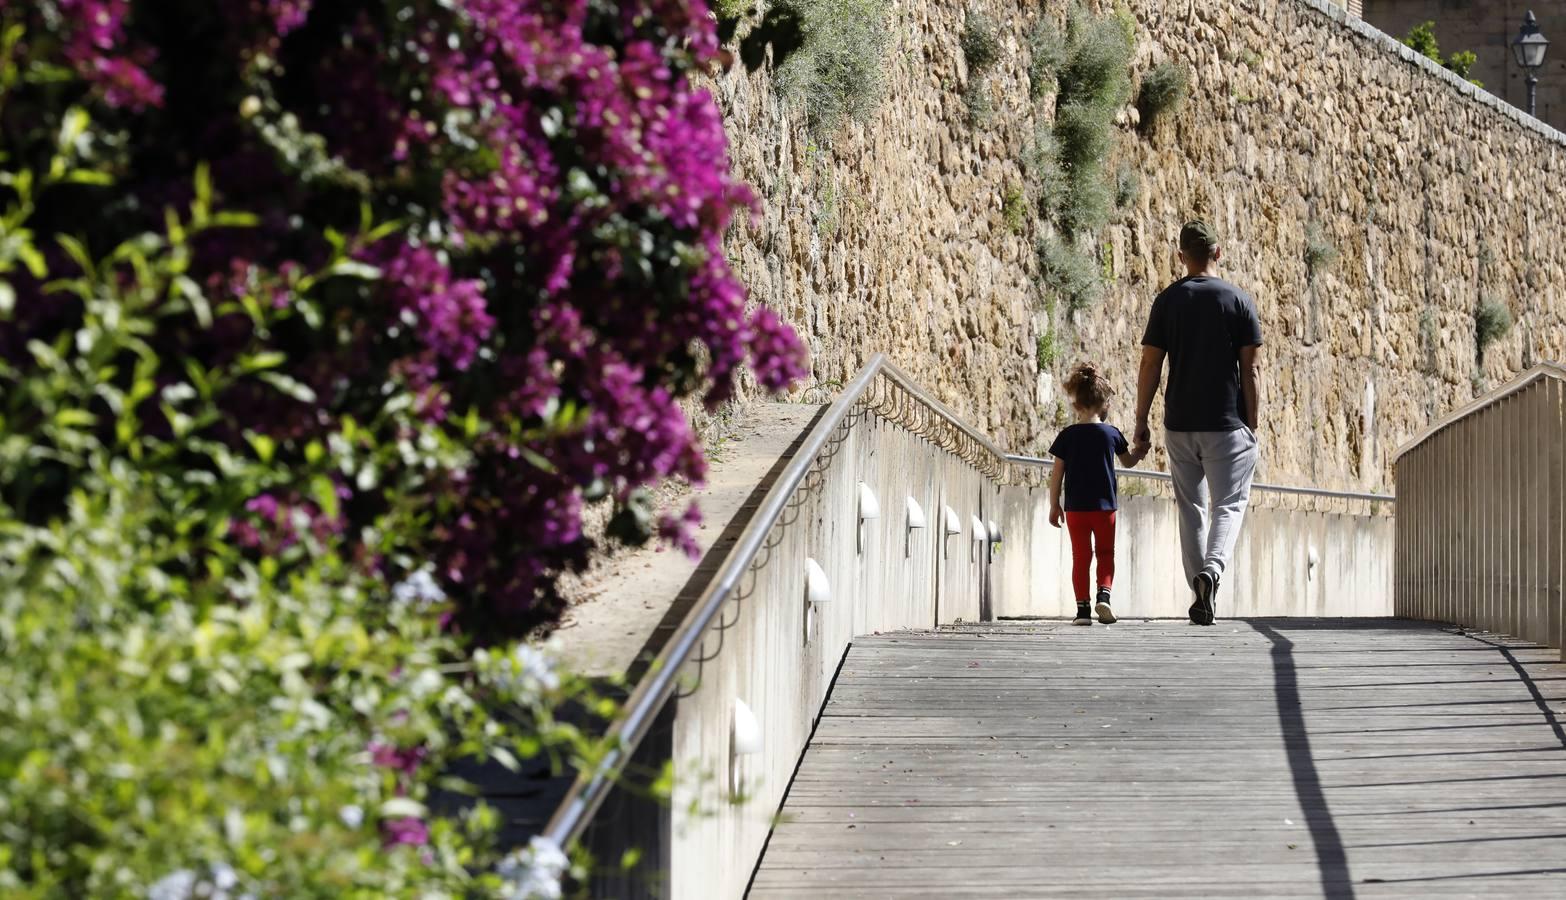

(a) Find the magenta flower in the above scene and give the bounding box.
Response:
[380,816,429,849]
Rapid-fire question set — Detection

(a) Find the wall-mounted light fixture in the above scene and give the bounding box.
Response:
[943,505,961,558]
[804,557,829,643]
[856,482,880,554]
[731,698,762,795]
[905,497,926,558]
[971,516,987,562]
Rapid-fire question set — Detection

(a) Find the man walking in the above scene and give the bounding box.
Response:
[1133,221,1262,625]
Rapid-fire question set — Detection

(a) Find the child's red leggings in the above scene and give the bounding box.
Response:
[1065,510,1116,601]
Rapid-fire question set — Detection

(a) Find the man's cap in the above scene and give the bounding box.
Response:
[1177,220,1215,253]
[1179,220,1219,253]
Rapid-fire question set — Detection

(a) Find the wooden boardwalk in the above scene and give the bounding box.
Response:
[749,619,1566,898]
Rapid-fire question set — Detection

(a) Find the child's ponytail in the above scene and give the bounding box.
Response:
[1064,362,1113,410]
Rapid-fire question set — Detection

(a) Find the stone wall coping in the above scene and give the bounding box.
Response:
[1298,0,1566,149]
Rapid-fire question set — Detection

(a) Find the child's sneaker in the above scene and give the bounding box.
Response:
[1073,602,1092,625]
[1094,589,1117,624]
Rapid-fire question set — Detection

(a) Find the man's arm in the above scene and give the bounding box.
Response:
[1047,462,1066,528]
[1238,344,1260,431]
[1133,345,1166,448]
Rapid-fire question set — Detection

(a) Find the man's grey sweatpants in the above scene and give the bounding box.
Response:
[1165,428,1260,586]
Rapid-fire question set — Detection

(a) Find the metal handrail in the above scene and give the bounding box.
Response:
[1005,454,1395,503]
[542,353,1005,849]
[1392,361,1566,462]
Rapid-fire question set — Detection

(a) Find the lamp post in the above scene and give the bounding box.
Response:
[1512,10,1550,118]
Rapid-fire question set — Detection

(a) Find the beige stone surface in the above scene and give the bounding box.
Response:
[715,0,1566,492]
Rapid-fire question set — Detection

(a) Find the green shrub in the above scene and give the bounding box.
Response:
[1028,19,1067,99]
[962,8,1003,74]
[1053,100,1113,170]
[1038,235,1102,310]
[1304,220,1339,277]
[773,0,894,137]
[1402,21,1483,86]
[1036,328,1059,369]
[0,185,613,897]
[963,75,994,126]
[1058,170,1113,238]
[1114,164,1140,209]
[1137,62,1188,130]
[1023,122,1067,210]
[1003,185,1029,234]
[1059,8,1133,111]
[1475,296,1513,358]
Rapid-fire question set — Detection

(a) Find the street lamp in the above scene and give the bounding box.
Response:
[1511,10,1550,117]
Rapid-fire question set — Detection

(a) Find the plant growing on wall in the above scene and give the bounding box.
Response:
[1027,18,1067,99]
[1003,184,1029,234]
[1475,296,1514,359]
[1037,327,1060,369]
[1038,234,1102,311]
[1402,21,1483,87]
[770,0,895,137]
[961,7,1002,126]
[1304,220,1340,278]
[1026,4,1132,315]
[1137,62,1189,132]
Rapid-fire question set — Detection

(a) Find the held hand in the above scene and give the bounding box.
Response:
[1049,503,1064,529]
[1133,421,1151,448]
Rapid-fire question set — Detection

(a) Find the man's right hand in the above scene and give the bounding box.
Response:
[1133,421,1151,449]
[1049,503,1064,529]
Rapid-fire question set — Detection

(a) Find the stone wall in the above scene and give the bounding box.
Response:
[714,0,1566,491]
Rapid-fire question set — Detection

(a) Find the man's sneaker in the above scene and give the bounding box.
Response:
[1095,589,1117,624]
[1189,572,1216,626]
[1073,603,1092,626]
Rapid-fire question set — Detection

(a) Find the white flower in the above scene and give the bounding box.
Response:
[145,863,248,900]
[392,568,446,608]
[147,870,197,900]
[496,836,568,900]
[498,643,560,699]
[339,804,365,829]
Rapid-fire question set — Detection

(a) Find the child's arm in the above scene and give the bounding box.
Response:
[1048,461,1066,528]
[1117,447,1146,468]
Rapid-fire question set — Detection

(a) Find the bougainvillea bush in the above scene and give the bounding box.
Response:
[0,0,804,895]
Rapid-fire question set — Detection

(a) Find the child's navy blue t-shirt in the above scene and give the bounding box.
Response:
[1048,422,1129,511]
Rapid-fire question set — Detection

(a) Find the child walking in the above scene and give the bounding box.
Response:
[1047,363,1146,625]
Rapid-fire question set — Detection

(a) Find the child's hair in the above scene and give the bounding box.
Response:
[1064,362,1113,411]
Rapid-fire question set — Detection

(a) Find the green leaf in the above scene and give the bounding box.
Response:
[16,243,47,279]
[519,446,556,474]
[53,409,96,429]
[309,474,340,521]
[240,351,287,372]
[210,211,259,228]
[193,162,213,224]
[257,371,316,403]
[246,432,276,464]
[63,169,112,186]
[58,106,90,150]
[0,280,13,317]
[173,275,213,328]
[326,260,381,281]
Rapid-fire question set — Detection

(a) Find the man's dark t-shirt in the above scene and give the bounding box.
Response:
[1048,423,1129,512]
[1141,275,1263,432]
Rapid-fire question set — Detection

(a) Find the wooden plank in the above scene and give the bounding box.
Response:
[748,620,1566,898]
